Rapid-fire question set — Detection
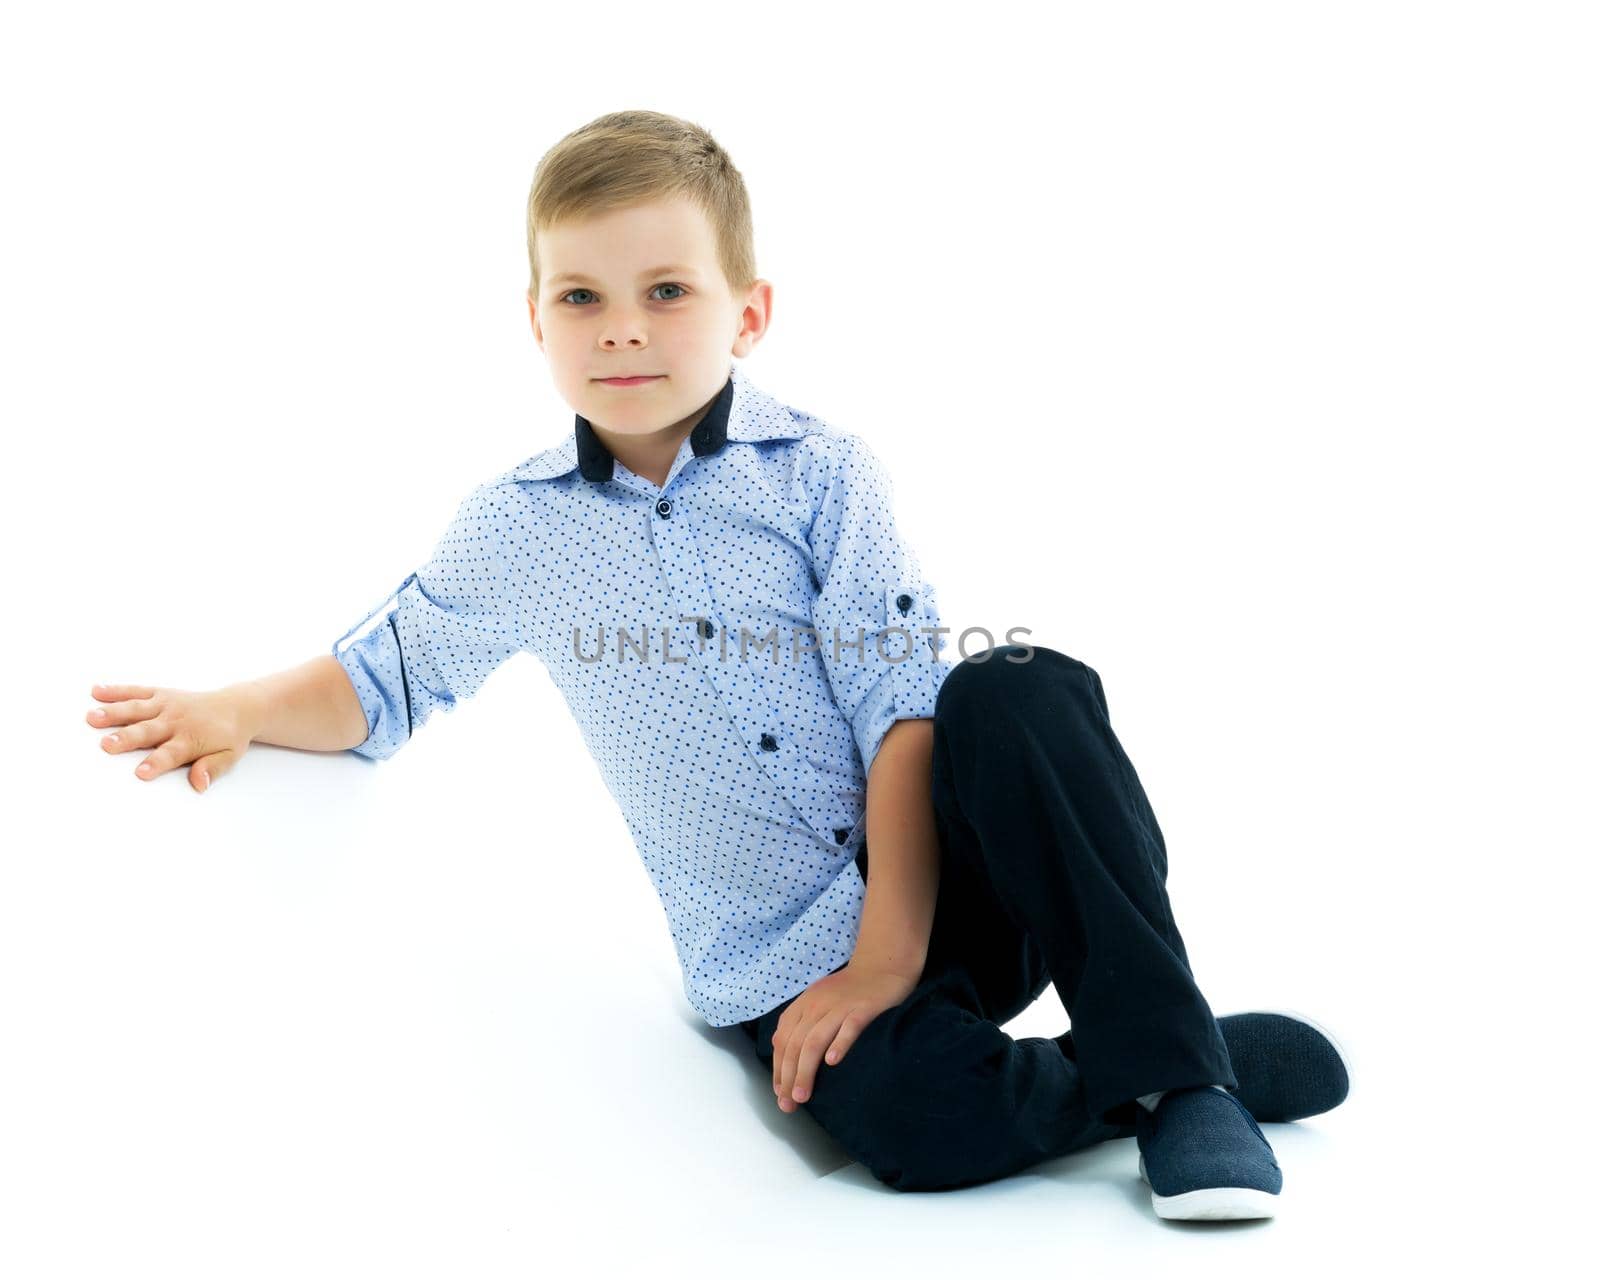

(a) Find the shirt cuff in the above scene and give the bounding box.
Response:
[852,586,948,777]
[331,585,416,760]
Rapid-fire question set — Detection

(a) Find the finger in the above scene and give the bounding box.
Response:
[101,715,167,754]
[779,1011,811,1102]
[825,1022,857,1066]
[132,734,189,781]
[88,696,156,728]
[774,1021,788,1096]
[791,1022,836,1104]
[90,684,157,702]
[190,749,237,794]
[777,1023,794,1098]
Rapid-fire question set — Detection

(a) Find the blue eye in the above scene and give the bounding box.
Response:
[559,283,687,305]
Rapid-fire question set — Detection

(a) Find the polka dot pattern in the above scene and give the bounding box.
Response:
[330,363,954,1026]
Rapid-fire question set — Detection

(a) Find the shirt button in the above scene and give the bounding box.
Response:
[698,618,714,639]
[833,828,850,845]
[896,593,913,614]
[656,498,672,517]
[759,732,778,752]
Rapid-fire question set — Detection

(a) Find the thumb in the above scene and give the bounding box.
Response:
[190,749,239,793]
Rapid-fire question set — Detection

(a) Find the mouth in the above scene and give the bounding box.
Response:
[595,375,664,386]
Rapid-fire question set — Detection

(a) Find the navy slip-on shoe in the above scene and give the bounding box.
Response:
[1215,1009,1351,1123]
[1136,1084,1283,1221]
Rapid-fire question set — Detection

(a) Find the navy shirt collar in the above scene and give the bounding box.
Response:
[574,371,736,483]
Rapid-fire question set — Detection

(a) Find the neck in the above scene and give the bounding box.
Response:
[591,417,696,488]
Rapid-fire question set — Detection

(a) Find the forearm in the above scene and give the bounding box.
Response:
[851,717,940,981]
[233,653,371,753]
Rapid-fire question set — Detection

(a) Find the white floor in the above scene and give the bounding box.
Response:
[6,663,1575,1277]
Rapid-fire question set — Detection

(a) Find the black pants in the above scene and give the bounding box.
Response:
[736,645,1237,1192]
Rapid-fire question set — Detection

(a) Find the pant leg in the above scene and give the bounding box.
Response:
[736,804,1134,1192]
[929,643,1237,1127]
[736,952,1131,1193]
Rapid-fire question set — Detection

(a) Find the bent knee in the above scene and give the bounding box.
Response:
[935,643,1096,721]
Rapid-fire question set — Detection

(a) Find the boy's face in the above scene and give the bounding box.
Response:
[527,194,771,441]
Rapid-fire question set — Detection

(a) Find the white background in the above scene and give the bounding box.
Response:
[3,0,1594,1273]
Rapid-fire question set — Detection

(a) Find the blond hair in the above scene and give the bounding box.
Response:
[526,109,757,300]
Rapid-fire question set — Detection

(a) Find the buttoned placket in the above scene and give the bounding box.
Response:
[613,436,863,853]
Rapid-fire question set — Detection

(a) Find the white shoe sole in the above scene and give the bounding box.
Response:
[1140,1152,1280,1221]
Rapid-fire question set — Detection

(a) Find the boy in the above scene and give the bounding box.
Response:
[85,109,1350,1217]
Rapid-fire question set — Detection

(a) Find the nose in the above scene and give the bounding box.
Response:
[600,308,648,349]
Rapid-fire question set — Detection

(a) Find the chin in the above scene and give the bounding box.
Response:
[585,399,669,432]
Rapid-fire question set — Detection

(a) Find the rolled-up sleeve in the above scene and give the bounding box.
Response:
[330,483,525,760]
[808,433,950,780]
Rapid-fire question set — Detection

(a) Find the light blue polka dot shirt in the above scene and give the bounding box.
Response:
[330,363,955,1026]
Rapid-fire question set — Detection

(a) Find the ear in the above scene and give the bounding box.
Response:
[526,290,543,350]
[731,278,774,359]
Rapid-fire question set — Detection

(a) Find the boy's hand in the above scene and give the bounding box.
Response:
[86,683,258,793]
[772,961,918,1112]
